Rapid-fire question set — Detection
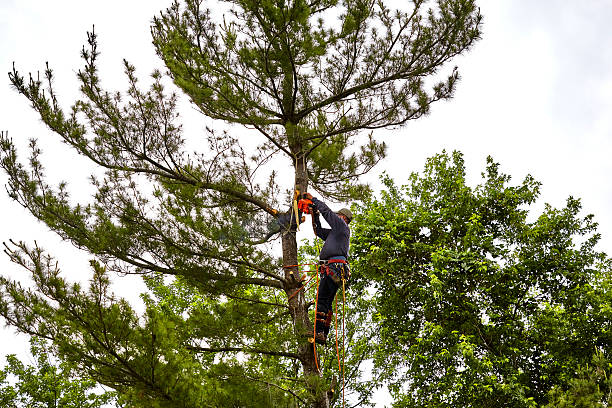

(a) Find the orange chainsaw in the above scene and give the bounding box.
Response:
[297,195,314,214]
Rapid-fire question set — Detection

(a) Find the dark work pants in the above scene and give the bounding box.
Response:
[315,269,339,335]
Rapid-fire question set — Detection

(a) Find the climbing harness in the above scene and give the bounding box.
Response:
[318,259,350,285]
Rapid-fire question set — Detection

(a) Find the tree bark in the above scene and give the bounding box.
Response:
[281,144,329,408]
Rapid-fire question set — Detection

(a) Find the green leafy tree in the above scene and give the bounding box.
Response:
[0,337,114,408]
[0,0,481,406]
[351,151,612,407]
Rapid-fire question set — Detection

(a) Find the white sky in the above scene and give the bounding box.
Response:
[1,0,611,405]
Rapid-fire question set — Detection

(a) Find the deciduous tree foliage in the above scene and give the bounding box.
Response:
[351,151,612,407]
[0,337,114,408]
[0,0,480,406]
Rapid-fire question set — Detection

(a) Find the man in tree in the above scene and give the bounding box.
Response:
[303,193,352,345]
[0,0,482,405]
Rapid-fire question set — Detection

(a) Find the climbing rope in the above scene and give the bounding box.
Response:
[313,270,321,372]
[342,276,347,408]
[313,236,323,373]
[287,270,317,301]
[333,273,348,408]
[334,296,341,390]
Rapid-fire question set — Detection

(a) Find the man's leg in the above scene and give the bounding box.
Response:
[315,273,339,342]
[323,279,338,337]
[323,264,345,336]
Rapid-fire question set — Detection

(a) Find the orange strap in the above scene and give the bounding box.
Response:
[287,272,317,301]
[282,263,318,269]
[342,278,346,408]
[313,272,321,373]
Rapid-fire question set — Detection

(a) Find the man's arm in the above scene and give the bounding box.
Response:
[311,197,345,230]
[312,211,330,240]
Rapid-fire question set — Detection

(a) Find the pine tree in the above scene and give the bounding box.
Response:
[0,1,481,406]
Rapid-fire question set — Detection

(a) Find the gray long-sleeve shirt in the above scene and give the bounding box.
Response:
[312,197,350,260]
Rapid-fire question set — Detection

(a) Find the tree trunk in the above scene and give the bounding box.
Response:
[281,149,330,408]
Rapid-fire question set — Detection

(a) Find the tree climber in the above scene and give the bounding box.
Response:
[301,193,352,345]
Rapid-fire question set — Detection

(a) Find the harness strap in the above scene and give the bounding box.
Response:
[319,259,348,265]
[315,311,327,326]
[318,262,350,283]
[325,310,333,326]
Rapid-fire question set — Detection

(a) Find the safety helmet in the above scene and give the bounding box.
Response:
[337,208,353,223]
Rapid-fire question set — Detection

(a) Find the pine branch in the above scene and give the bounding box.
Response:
[241,374,307,404]
[187,345,302,362]
[224,293,289,309]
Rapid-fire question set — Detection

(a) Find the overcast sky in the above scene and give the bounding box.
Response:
[1,0,611,404]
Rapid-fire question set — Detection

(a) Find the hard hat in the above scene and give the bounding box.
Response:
[337,208,352,222]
